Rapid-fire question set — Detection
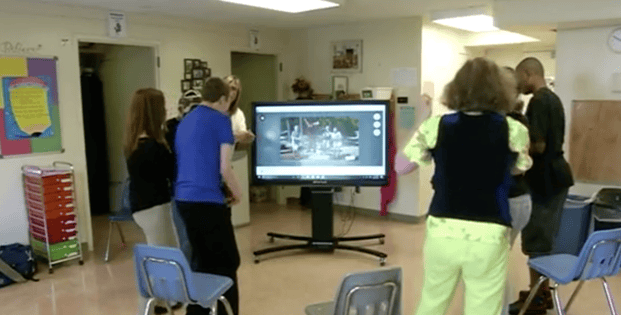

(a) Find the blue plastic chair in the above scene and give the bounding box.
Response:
[518,228,621,315]
[133,244,234,315]
[104,179,133,262]
[305,266,402,315]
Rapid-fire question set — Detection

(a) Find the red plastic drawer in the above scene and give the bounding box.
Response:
[25,190,72,205]
[26,198,73,212]
[25,181,72,196]
[24,173,72,187]
[29,214,76,229]
[30,225,77,244]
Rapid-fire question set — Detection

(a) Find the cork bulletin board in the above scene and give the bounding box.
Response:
[569,100,621,184]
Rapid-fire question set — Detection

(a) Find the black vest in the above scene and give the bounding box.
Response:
[429,112,514,227]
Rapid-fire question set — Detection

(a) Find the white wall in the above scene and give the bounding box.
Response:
[0,1,291,247]
[286,17,423,217]
[418,23,471,216]
[473,45,556,78]
[555,25,621,196]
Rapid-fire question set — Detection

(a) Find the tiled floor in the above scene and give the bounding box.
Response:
[1,201,620,314]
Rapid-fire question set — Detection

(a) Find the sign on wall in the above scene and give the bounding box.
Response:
[0,56,62,158]
[108,11,127,38]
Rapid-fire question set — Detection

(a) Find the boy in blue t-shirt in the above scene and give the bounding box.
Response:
[174,78,243,315]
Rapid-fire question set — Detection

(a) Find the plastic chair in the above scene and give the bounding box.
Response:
[305,266,402,315]
[133,244,234,315]
[518,227,621,315]
[104,179,133,262]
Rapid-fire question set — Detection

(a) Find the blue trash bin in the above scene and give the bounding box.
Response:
[553,194,592,256]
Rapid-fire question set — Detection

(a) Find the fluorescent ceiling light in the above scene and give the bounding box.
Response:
[219,0,340,13]
[434,14,499,32]
[431,6,499,32]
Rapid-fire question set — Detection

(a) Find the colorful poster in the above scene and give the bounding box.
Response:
[2,76,54,140]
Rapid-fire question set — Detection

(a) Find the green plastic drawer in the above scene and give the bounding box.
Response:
[30,237,80,261]
[49,239,79,261]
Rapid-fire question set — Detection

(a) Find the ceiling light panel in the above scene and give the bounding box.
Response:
[219,0,340,13]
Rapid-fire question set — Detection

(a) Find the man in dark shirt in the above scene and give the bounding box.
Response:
[509,58,574,314]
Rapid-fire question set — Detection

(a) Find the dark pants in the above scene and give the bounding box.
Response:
[521,188,569,257]
[176,201,241,315]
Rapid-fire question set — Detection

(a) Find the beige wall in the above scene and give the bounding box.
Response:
[281,17,423,216]
[555,25,621,196]
[0,1,291,248]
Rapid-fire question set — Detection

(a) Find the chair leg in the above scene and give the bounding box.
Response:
[564,280,584,313]
[602,277,619,315]
[551,282,565,315]
[104,221,113,262]
[218,296,234,315]
[209,300,218,315]
[144,298,156,315]
[115,221,127,246]
[517,276,548,315]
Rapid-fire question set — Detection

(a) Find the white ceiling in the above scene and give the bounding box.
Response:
[25,0,493,28]
[21,0,557,46]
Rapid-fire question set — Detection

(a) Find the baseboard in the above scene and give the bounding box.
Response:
[333,204,425,224]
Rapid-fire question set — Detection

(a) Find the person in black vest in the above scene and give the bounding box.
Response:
[397,57,532,315]
[508,58,575,314]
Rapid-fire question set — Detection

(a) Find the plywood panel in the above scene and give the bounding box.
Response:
[570,100,621,184]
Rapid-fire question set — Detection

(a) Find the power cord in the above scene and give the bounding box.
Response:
[336,188,356,237]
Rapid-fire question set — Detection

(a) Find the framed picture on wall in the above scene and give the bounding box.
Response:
[331,40,362,73]
[181,79,191,92]
[184,59,193,73]
[192,79,203,90]
[184,73,192,80]
[204,68,211,78]
[332,76,348,99]
[201,61,208,68]
[193,68,204,79]
[193,59,201,68]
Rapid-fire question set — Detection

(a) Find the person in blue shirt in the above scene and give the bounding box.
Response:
[175,78,243,315]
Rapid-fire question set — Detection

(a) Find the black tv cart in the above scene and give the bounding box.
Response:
[253,188,387,266]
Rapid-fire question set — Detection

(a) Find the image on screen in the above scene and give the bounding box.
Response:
[252,101,388,186]
[280,117,360,162]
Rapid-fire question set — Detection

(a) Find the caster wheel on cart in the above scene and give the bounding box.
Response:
[254,258,260,264]
[269,237,275,243]
[79,260,84,265]
[379,258,386,267]
[49,269,54,274]
[379,238,385,245]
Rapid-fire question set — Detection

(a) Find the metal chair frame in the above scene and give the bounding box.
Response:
[518,238,621,315]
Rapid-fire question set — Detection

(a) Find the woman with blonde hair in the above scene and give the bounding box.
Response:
[124,88,178,314]
[396,57,533,315]
[224,75,255,152]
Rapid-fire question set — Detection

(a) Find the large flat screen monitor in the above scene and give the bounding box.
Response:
[251,100,389,187]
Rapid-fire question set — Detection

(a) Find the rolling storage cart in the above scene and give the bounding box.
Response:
[22,162,84,274]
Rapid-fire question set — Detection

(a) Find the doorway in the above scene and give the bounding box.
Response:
[78,42,157,217]
[230,51,278,184]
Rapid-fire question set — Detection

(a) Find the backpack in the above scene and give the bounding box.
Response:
[0,243,38,288]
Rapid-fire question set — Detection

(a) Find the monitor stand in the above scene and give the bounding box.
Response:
[253,188,387,266]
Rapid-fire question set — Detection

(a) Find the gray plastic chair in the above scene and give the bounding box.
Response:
[305,266,402,315]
